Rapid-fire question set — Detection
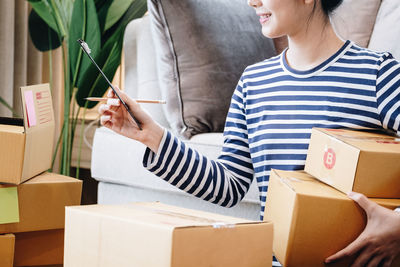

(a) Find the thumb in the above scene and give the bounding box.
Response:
[348,191,377,216]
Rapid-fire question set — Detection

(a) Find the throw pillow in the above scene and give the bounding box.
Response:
[123,16,170,128]
[148,0,276,139]
[368,0,400,59]
[331,0,381,48]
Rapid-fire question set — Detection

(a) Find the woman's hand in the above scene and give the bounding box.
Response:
[325,192,400,267]
[98,86,164,152]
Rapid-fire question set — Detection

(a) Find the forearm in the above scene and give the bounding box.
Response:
[142,130,254,207]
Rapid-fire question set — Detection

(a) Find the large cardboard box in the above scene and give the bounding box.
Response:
[14,229,64,266]
[0,172,82,233]
[0,83,55,184]
[0,233,15,267]
[305,128,400,197]
[64,202,273,267]
[265,169,400,267]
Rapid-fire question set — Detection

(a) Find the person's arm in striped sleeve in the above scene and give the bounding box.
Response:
[142,76,254,207]
[98,78,255,208]
[375,53,400,134]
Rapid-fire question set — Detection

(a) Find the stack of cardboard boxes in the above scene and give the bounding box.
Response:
[0,84,82,267]
[265,128,400,266]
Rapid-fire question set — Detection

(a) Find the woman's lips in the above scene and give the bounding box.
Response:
[258,14,271,24]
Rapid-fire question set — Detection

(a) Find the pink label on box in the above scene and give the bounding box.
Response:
[24,90,37,127]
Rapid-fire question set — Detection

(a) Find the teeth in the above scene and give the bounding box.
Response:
[261,14,270,19]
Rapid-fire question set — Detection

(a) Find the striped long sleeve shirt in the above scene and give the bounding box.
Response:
[143,40,400,220]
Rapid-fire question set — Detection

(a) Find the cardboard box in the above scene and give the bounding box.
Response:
[264,169,400,267]
[14,229,64,266]
[0,83,55,184]
[0,172,82,233]
[0,234,15,267]
[305,128,400,197]
[64,202,273,267]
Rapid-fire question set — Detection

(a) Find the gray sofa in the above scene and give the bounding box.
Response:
[91,0,400,221]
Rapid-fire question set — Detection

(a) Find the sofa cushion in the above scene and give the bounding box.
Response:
[148,0,276,139]
[98,181,261,220]
[368,0,400,59]
[123,16,169,128]
[91,127,261,204]
[331,0,381,48]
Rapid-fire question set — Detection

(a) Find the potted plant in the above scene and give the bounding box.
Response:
[27,0,147,177]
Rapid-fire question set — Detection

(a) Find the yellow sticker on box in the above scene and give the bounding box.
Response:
[0,187,19,224]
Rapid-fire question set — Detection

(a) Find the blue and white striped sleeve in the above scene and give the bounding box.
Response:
[375,53,400,133]
[142,77,254,207]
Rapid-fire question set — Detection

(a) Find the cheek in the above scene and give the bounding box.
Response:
[261,10,300,38]
[260,16,285,39]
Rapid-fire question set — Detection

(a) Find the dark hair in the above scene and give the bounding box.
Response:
[320,0,343,16]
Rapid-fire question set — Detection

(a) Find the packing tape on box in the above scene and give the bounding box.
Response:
[127,204,238,228]
[331,134,400,143]
[212,222,236,229]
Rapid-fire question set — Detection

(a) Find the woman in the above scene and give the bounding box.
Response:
[99,0,400,265]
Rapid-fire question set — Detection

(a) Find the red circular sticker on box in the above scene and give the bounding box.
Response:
[323,148,336,169]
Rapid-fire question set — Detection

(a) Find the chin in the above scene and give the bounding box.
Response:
[261,27,283,39]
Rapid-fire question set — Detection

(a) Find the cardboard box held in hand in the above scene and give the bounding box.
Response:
[305,128,400,198]
[64,202,273,267]
[264,169,400,267]
[0,83,55,184]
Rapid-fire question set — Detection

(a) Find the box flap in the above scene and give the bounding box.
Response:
[0,124,24,134]
[272,169,400,207]
[316,128,400,153]
[20,84,55,181]
[20,84,54,132]
[25,172,80,184]
[67,202,255,230]
[272,169,348,200]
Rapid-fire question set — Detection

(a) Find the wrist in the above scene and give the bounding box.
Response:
[141,122,164,153]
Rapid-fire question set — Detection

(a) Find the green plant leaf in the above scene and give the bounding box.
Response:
[104,0,134,32]
[0,96,18,117]
[96,1,113,34]
[28,9,62,52]
[75,27,124,108]
[69,0,101,87]
[53,0,73,33]
[75,0,147,109]
[27,0,59,33]
[101,0,147,45]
